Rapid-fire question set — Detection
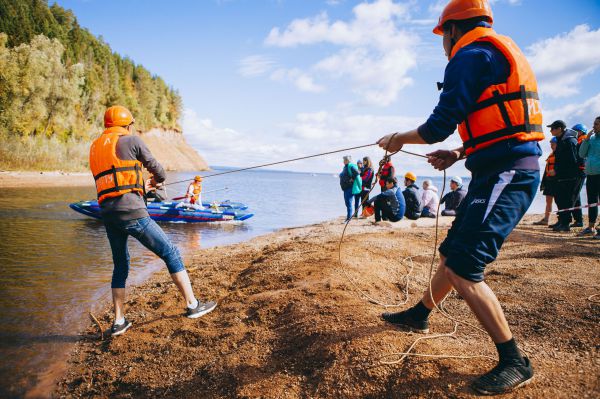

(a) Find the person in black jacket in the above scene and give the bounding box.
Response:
[549,120,586,232]
[402,172,422,220]
[440,176,467,216]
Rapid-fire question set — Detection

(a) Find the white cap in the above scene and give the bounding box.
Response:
[450,176,463,185]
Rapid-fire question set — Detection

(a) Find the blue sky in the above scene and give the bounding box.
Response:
[55,0,600,176]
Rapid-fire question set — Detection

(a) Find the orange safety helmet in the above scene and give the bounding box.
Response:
[433,0,493,35]
[194,175,203,182]
[104,105,134,128]
[404,172,417,182]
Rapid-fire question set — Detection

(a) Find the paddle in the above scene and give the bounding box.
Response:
[171,187,229,201]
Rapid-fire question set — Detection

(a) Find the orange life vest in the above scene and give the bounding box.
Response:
[452,27,544,156]
[544,153,555,178]
[577,134,587,171]
[89,126,144,204]
[188,182,202,203]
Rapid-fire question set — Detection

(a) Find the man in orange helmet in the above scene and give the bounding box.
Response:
[376,0,542,394]
[90,105,216,336]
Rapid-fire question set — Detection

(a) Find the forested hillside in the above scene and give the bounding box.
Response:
[0,0,182,138]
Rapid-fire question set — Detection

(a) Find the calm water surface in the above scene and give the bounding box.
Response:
[0,168,556,397]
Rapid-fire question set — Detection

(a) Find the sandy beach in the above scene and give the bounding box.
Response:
[54,215,599,398]
[0,171,94,188]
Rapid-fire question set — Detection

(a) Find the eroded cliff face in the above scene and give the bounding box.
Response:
[139,129,209,171]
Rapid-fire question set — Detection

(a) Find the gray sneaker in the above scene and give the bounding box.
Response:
[186,300,217,319]
[111,319,132,336]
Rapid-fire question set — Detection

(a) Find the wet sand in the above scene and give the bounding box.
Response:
[54,214,599,398]
[0,171,94,188]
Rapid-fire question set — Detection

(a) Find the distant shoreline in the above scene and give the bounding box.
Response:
[0,171,94,188]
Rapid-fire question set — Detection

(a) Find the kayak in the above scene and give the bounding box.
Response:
[70,200,254,223]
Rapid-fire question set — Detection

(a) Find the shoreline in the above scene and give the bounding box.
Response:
[54,215,599,398]
[0,171,94,188]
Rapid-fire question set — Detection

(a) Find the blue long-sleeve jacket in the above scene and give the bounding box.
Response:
[417,23,541,174]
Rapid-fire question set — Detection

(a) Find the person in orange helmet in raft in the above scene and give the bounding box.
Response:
[176,175,205,210]
[375,0,543,394]
[89,105,217,336]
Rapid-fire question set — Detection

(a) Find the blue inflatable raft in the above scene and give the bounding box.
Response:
[70,200,254,223]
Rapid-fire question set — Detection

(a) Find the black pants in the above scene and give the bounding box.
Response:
[555,177,585,226]
[572,176,585,223]
[586,174,600,225]
[374,196,400,222]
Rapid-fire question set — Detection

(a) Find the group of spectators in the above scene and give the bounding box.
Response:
[537,117,600,238]
[339,156,468,222]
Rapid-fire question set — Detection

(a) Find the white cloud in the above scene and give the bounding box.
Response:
[182,106,465,175]
[263,0,419,106]
[238,55,276,77]
[543,92,600,128]
[280,109,468,176]
[527,25,600,98]
[270,68,325,93]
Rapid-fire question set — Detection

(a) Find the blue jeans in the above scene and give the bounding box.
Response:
[104,217,185,288]
[343,189,354,220]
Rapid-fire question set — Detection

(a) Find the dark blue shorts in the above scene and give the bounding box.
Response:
[439,169,540,282]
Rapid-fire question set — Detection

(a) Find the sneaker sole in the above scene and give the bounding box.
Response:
[187,303,217,319]
[472,375,534,395]
[381,317,429,334]
[111,322,132,337]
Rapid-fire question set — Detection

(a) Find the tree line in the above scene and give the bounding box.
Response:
[0,0,182,141]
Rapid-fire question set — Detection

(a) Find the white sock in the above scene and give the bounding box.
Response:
[114,317,125,326]
[187,299,199,309]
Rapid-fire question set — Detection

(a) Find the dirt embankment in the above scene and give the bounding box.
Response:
[140,129,209,172]
[0,129,208,188]
[57,216,599,398]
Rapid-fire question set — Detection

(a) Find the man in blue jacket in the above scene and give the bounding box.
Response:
[366,177,405,222]
[549,120,585,232]
[374,0,543,394]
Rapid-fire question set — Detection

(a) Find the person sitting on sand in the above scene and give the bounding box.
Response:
[145,176,167,202]
[440,176,467,216]
[176,176,204,210]
[402,172,422,220]
[366,177,405,222]
[420,179,439,218]
[90,106,216,336]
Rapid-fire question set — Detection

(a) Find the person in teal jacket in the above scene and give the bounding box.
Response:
[578,116,600,238]
[339,155,362,222]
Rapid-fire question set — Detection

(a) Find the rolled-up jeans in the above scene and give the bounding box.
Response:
[104,216,185,288]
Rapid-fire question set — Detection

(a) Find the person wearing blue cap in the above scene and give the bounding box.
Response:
[535,136,558,225]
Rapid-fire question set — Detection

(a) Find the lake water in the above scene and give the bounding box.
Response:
[0,167,571,397]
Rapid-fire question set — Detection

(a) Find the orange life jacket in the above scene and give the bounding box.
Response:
[452,27,545,156]
[577,134,587,171]
[544,153,555,178]
[89,126,144,204]
[188,182,202,203]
